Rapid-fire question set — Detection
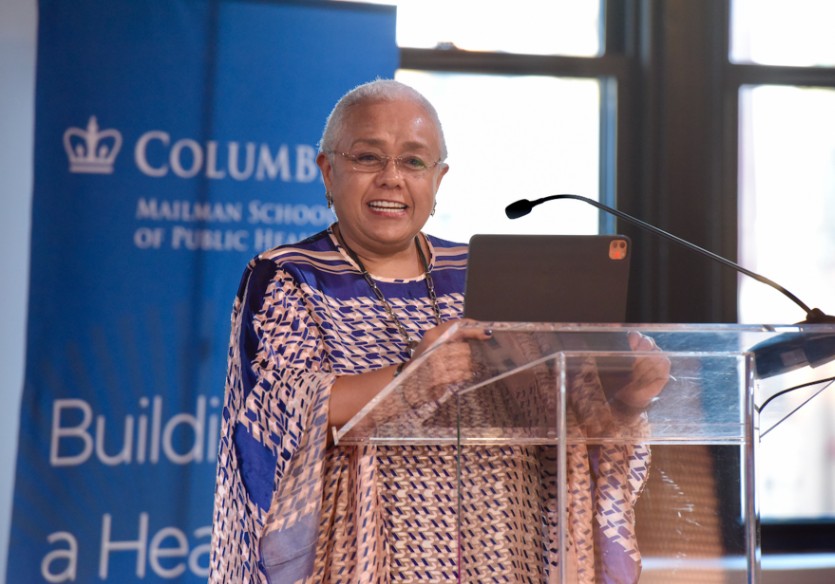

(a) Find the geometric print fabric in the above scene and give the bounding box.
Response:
[209,227,650,583]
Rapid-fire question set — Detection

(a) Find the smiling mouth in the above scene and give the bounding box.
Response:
[368,200,407,212]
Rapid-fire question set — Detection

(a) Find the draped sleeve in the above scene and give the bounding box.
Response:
[210,256,336,583]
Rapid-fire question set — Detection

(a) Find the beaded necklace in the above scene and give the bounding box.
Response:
[335,227,442,356]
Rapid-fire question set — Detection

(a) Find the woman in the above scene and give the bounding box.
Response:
[209,79,668,583]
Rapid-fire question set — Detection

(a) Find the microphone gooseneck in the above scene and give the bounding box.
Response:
[505,193,835,325]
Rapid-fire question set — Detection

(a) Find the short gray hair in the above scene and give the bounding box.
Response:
[318,79,447,160]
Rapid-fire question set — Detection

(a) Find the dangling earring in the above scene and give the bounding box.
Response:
[326,191,334,208]
[430,200,437,216]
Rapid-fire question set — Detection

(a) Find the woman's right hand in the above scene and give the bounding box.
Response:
[410,318,492,360]
[402,319,493,391]
[329,320,492,431]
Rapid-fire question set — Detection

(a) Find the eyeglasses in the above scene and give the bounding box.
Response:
[332,151,444,175]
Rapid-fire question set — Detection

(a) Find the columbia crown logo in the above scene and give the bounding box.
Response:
[63,116,122,174]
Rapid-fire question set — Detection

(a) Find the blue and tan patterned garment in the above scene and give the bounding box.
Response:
[209,225,651,583]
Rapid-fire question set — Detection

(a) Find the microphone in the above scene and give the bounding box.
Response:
[505,193,835,378]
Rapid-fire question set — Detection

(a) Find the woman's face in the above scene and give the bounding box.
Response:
[317,99,448,258]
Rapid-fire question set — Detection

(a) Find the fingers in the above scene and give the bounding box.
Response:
[427,319,491,344]
[628,331,657,352]
[411,319,491,360]
[631,355,671,387]
[618,351,671,406]
[615,332,671,408]
[453,324,493,342]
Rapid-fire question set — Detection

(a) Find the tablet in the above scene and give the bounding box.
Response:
[463,234,631,323]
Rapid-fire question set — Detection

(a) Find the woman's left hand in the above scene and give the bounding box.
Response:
[613,331,672,410]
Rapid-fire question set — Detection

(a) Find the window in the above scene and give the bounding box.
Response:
[731,0,835,67]
[732,1,835,525]
[335,0,614,244]
[399,71,602,241]
[737,86,835,326]
[349,0,602,56]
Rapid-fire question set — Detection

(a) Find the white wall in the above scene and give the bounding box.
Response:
[0,0,36,581]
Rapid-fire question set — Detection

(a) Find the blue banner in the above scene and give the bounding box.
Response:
[8,1,396,581]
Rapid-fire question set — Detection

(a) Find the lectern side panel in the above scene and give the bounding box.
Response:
[587,352,751,444]
[375,444,460,578]
[633,445,752,583]
[456,444,559,582]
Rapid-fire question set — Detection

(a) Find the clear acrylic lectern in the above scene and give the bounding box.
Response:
[335,322,835,583]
